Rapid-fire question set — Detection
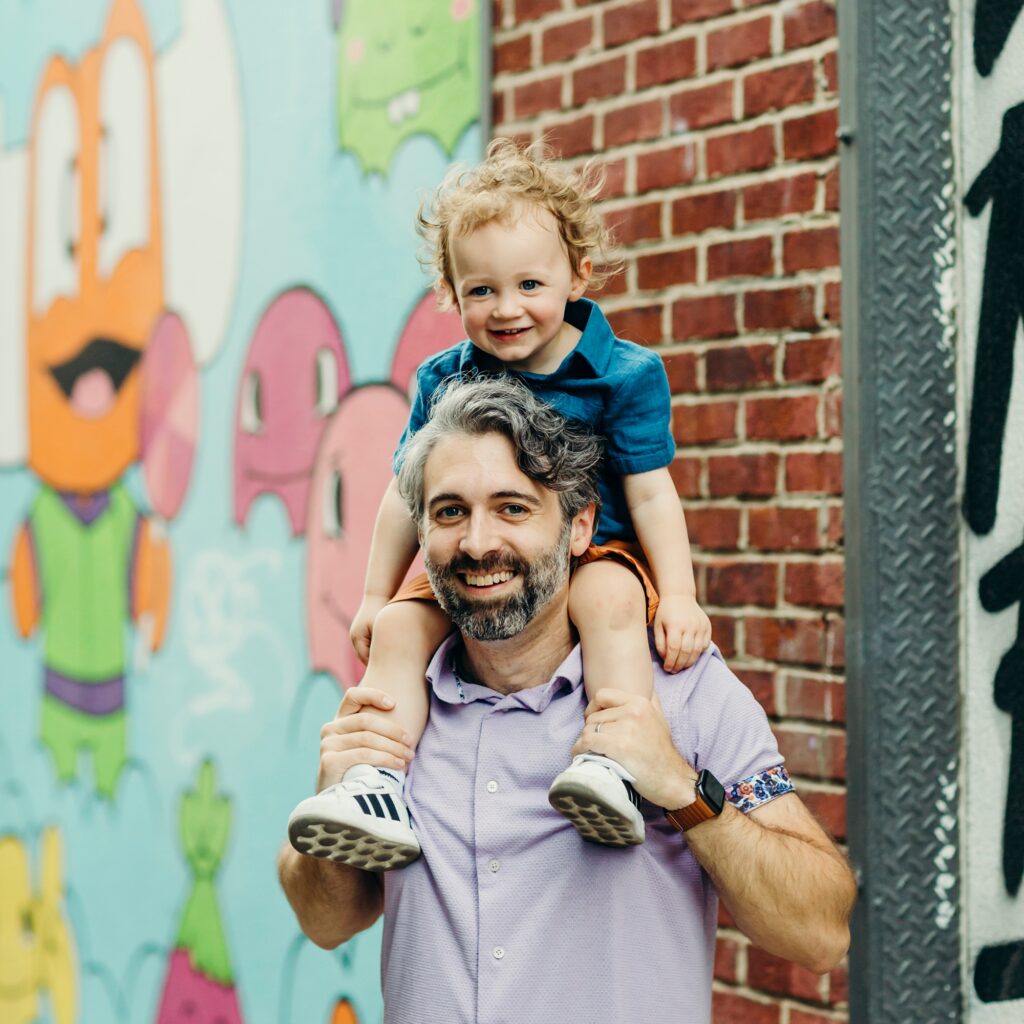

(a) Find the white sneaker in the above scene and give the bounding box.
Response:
[548,754,646,847]
[288,767,421,871]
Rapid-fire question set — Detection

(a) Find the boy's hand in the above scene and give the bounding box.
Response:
[654,594,712,673]
[350,596,389,665]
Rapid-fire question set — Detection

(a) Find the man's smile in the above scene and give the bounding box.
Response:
[462,570,516,589]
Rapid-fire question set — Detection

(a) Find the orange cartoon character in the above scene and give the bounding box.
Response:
[6,0,243,800]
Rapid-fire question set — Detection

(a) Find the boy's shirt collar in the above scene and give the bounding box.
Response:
[456,298,616,379]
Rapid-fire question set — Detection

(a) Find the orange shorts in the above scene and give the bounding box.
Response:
[391,540,659,626]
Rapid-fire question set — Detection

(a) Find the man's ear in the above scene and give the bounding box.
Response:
[570,257,593,301]
[569,502,596,557]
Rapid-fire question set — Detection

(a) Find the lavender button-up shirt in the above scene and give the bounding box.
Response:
[381,638,791,1024]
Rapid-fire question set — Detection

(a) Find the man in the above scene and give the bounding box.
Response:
[278,377,856,1024]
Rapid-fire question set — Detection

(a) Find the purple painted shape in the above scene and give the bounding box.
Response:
[233,288,351,536]
[59,490,111,526]
[45,668,125,715]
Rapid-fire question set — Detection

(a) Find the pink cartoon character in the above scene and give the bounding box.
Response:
[233,288,351,536]
[304,293,463,687]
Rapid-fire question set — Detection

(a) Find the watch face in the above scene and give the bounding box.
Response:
[699,770,727,815]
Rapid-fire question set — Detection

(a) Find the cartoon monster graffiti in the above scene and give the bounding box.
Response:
[0,828,77,1024]
[329,998,360,1024]
[3,0,241,800]
[234,289,352,536]
[155,760,245,1024]
[333,0,481,175]
[305,294,463,687]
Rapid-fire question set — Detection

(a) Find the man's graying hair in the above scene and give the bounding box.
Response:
[396,376,603,527]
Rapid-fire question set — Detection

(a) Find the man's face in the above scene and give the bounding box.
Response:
[419,431,592,640]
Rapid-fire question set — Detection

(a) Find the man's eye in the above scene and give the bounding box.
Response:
[521,280,539,291]
[437,507,464,519]
[502,504,528,516]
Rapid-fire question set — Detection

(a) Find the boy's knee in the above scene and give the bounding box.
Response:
[569,562,646,629]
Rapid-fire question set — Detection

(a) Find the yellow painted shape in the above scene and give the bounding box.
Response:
[0,828,77,1024]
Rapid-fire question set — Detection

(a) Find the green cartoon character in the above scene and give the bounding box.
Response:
[334,0,481,174]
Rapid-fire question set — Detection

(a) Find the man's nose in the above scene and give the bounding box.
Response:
[458,511,500,559]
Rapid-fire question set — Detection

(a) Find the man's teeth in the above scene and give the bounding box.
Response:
[464,571,514,587]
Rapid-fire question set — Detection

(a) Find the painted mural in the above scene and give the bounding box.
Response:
[962,0,1024,1015]
[0,1,483,1021]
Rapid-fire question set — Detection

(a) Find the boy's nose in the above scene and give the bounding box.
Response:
[493,292,522,319]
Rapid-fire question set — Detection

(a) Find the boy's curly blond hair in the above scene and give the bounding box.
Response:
[417,137,619,306]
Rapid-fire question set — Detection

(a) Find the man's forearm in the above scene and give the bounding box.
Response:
[277,844,383,949]
[684,798,855,973]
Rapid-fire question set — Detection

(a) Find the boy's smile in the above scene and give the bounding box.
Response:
[448,205,592,375]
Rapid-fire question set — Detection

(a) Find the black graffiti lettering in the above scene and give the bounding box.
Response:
[974,0,1024,75]
[975,940,1024,1003]
[964,102,1024,537]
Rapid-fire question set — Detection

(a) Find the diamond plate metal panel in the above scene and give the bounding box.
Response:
[839,0,962,1021]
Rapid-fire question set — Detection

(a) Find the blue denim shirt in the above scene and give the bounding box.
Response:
[394,298,676,543]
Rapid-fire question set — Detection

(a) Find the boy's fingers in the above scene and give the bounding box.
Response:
[335,687,396,717]
[654,622,667,659]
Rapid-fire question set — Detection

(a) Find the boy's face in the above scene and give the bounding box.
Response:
[447,206,591,375]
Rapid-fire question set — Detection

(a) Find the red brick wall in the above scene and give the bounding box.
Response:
[492,1,847,1020]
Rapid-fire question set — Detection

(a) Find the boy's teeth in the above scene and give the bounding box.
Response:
[465,571,514,587]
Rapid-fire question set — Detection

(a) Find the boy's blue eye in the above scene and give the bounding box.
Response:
[469,286,491,297]
[521,280,539,291]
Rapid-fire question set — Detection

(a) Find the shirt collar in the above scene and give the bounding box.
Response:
[455,298,616,379]
[426,633,584,713]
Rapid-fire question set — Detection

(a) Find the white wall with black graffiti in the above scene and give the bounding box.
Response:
[961,0,1024,1015]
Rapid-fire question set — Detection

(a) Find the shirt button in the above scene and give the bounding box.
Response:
[488,859,501,873]
[492,946,505,960]
[486,780,498,793]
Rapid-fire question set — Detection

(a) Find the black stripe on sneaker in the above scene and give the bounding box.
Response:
[623,781,642,810]
[367,793,386,818]
[355,795,371,815]
[381,794,400,821]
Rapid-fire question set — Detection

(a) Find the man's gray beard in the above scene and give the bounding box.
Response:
[424,522,572,641]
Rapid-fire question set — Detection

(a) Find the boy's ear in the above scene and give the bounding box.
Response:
[440,280,460,312]
[570,257,593,300]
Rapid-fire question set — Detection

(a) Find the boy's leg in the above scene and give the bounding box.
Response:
[569,558,654,703]
[548,559,651,848]
[288,598,451,871]
[357,598,452,744]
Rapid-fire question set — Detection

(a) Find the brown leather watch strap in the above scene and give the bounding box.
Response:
[665,797,717,832]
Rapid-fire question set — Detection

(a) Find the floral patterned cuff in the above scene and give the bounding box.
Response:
[726,765,793,813]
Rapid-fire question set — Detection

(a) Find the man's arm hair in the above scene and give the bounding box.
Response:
[277,843,384,950]
[686,792,856,974]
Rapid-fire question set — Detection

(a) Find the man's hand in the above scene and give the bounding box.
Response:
[349,596,390,666]
[316,688,415,793]
[572,688,697,811]
[653,594,712,673]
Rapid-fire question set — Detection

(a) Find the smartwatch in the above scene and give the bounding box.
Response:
[665,769,726,832]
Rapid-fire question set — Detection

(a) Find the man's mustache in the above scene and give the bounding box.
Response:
[445,553,525,576]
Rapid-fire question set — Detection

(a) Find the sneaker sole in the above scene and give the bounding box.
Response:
[288,814,421,872]
[548,777,645,847]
